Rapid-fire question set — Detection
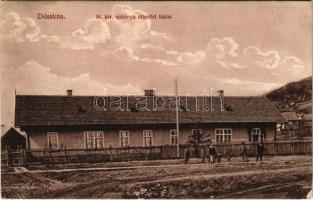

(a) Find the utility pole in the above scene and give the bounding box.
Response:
[175,78,180,158]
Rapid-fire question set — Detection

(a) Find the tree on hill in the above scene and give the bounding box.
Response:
[266,76,312,112]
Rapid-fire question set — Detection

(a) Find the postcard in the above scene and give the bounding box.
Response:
[0,1,312,199]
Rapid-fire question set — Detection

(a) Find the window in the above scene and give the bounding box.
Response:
[215,128,232,144]
[252,128,264,143]
[192,129,202,135]
[47,132,58,150]
[84,131,104,149]
[192,129,202,142]
[143,130,153,147]
[170,129,177,144]
[120,131,129,147]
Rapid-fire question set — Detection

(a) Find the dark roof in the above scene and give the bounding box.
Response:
[281,112,300,121]
[303,114,312,121]
[2,127,25,138]
[281,112,312,122]
[15,95,283,126]
[2,127,26,149]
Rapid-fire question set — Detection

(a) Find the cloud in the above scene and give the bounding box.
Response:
[280,56,304,68]
[214,77,283,94]
[140,57,176,66]
[0,12,59,43]
[1,60,142,125]
[60,4,173,54]
[113,45,140,61]
[243,46,280,69]
[1,4,311,131]
[33,34,60,42]
[62,19,110,50]
[2,61,141,95]
[109,4,173,47]
[274,55,309,80]
[140,43,179,56]
[177,51,206,64]
[113,45,176,66]
[172,37,244,68]
[207,37,239,59]
[215,60,246,69]
[0,5,172,52]
[149,30,174,41]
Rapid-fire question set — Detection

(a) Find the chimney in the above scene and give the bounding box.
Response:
[144,89,155,96]
[217,90,224,111]
[67,89,73,96]
[217,90,224,97]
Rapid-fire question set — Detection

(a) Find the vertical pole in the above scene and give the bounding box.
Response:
[175,78,180,158]
[43,147,46,165]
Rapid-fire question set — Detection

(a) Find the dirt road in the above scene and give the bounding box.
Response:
[2,155,312,198]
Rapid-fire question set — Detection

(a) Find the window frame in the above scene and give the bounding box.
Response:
[192,129,202,136]
[251,128,264,142]
[215,128,232,144]
[170,129,177,145]
[119,130,130,147]
[47,132,59,149]
[143,130,153,147]
[252,128,261,135]
[191,129,202,142]
[84,131,105,149]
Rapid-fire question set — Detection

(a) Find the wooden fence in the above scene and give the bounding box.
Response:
[26,145,178,165]
[1,148,26,168]
[1,149,9,168]
[280,129,311,138]
[21,140,312,165]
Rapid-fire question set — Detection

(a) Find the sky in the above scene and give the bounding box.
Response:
[0,1,312,131]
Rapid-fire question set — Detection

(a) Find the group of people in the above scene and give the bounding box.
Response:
[184,141,265,164]
[240,141,265,162]
[184,144,221,164]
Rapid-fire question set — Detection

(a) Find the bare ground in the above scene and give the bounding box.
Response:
[1,155,312,199]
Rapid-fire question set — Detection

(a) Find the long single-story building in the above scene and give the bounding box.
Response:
[15,90,284,150]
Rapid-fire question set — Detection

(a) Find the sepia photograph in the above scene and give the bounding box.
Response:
[0,1,312,199]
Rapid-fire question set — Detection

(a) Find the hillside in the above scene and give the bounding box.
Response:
[266,76,312,113]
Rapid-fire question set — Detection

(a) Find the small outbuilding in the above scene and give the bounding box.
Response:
[1,127,26,150]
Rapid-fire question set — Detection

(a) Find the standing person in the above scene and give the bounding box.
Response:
[212,145,217,163]
[201,145,207,163]
[240,141,248,162]
[208,145,216,163]
[184,145,191,164]
[207,145,212,163]
[216,152,222,162]
[256,141,265,161]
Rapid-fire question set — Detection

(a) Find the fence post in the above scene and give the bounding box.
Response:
[22,149,26,166]
[289,142,292,154]
[3,147,9,167]
[64,145,67,166]
[43,147,46,165]
[273,142,276,155]
[109,146,113,162]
